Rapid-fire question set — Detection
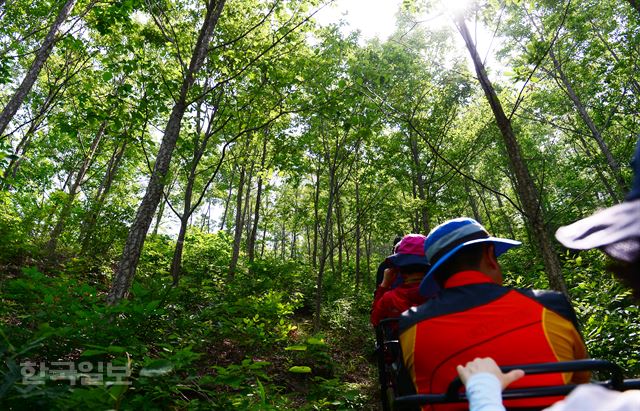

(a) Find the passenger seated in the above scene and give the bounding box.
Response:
[372,235,404,303]
[399,218,589,410]
[455,137,640,411]
[371,234,432,327]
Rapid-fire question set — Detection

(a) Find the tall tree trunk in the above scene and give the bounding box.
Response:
[365,229,372,286]
[260,198,268,258]
[590,25,640,96]
[305,224,311,261]
[547,48,626,197]
[170,161,197,286]
[410,176,420,233]
[473,186,493,232]
[273,229,278,256]
[335,190,343,279]
[244,200,253,241]
[80,140,127,253]
[248,135,267,262]
[280,220,286,260]
[171,215,189,286]
[312,166,321,268]
[355,175,362,293]
[242,160,254,244]
[200,200,210,231]
[329,227,335,274]
[290,231,296,259]
[152,197,166,236]
[3,85,60,187]
[345,236,350,267]
[219,165,236,232]
[314,168,336,331]
[492,191,516,240]
[108,0,226,304]
[465,180,482,223]
[229,162,246,278]
[47,120,106,254]
[0,0,77,138]
[409,131,430,233]
[456,16,568,296]
[575,132,621,203]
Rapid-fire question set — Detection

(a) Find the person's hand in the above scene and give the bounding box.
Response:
[380,268,398,288]
[456,358,524,390]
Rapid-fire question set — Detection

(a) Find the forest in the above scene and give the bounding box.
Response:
[0,0,639,409]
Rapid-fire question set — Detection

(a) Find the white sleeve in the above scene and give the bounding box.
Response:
[465,372,506,411]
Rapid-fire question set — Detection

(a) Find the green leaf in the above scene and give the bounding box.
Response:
[284,345,307,351]
[306,337,325,345]
[140,359,173,377]
[146,300,160,311]
[108,383,129,400]
[288,366,312,373]
[102,71,113,81]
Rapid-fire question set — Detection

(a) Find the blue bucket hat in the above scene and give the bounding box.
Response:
[555,137,640,263]
[419,217,521,295]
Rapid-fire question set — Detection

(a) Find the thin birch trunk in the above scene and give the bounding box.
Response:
[465,180,482,223]
[248,135,267,262]
[47,120,106,254]
[355,175,361,293]
[170,159,198,285]
[314,167,336,331]
[312,166,320,268]
[260,198,268,258]
[152,197,166,236]
[108,0,226,304]
[0,0,78,137]
[409,131,429,233]
[80,140,127,253]
[219,165,236,232]
[228,162,246,278]
[335,190,343,279]
[280,220,285,260]
[456,16,568,296]
[575,132,621,203]
[365,229,371,286]
[242,160,254,245]
[547,48,626,197]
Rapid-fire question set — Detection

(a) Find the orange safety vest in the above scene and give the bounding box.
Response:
[399,270,589,410]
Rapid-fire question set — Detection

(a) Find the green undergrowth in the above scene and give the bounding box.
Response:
[0,236,378,410]
[3,231,637,410]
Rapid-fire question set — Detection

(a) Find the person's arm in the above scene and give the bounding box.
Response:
[370,268,397,326]
[456,358,525,411]
[370,292,390,326]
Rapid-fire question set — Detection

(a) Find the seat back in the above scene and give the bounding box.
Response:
[376,318,418,411]
[392,359,632,410]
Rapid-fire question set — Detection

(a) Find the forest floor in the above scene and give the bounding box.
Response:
[0,255,385,409]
